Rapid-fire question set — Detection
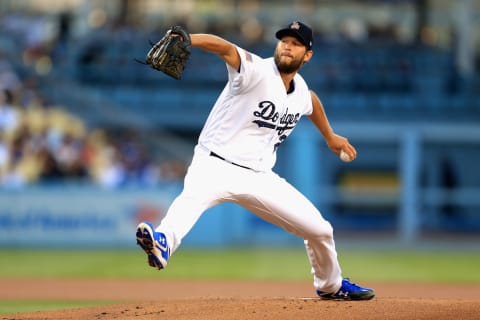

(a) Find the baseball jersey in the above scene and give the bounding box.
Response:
[198,46,313,172]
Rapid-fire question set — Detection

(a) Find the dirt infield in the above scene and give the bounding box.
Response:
[1,279,480,319]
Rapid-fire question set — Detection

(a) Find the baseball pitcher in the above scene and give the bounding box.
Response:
[136,21,375,300]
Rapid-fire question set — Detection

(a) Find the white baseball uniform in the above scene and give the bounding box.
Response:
[155,46,343,293]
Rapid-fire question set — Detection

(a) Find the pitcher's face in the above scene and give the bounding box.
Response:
[274,36,312,74]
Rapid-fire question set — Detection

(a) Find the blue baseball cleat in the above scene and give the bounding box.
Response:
[317,278,375,300]
[136,222,170,270]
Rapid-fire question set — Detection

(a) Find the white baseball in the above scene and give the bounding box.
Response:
[339,149,353,162]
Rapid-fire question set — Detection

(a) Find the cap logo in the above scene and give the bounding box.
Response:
[290,22,300,30]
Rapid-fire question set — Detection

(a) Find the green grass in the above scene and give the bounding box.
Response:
[0,248,479,283]
[337,250,480,283]
[1,248,479,315]
[0,300,112,315]
[0,248,311,280]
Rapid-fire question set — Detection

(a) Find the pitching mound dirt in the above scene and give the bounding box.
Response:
[1,279,479,319]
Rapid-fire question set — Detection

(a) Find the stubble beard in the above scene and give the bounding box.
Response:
[274,50,305,74]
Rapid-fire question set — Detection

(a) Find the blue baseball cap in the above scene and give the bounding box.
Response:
[275,21,313,50]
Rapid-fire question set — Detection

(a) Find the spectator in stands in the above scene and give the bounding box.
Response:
[0,89,20,134]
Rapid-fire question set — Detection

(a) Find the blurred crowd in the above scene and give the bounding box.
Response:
[0,4,477,190]
[0,82,182,189]
[0,11,192,190]
[0,59,186,190]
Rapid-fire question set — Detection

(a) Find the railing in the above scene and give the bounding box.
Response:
[286,121,480,243]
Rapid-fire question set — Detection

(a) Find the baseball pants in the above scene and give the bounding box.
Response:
[155,144,343,293]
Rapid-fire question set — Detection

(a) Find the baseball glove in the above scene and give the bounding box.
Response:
[144,25,191,80]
